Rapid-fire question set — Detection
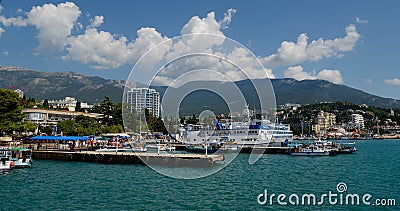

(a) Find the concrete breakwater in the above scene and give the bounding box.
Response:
[32,150,224,167]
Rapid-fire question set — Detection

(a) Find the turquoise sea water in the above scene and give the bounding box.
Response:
[1,139,399,210]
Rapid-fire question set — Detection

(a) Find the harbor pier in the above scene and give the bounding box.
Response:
[32,150,224,167]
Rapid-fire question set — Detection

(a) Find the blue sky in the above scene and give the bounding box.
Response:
[0,0,399,100]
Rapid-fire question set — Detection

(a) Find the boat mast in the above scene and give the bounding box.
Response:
[377,120,380,136]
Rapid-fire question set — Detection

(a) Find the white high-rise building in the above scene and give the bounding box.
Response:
[125,88,160,117]
[351,114,365,130]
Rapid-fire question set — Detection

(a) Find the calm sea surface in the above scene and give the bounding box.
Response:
[1,139,399,210]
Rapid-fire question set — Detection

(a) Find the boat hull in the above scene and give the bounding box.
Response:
[12,159,32,168]
[0,160,13,170]
[185,147,218,154]
[290,151,331,156]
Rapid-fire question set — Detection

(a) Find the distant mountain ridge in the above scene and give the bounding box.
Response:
[0,66,399,112]
[0,66,124,103]
[151,79,400,115]
[270,78,400,108]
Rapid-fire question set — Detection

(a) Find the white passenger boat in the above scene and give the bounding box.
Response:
[178,118,293,147]
[290,144,333,156]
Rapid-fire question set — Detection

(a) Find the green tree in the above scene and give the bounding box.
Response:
[0,88,26,134]
[25,97,37,108]
[100,96,115,125]
[112,103,123,125]
[102,125,124,133]
[75,101,81,112]
[23,122,37,132]
[57,120,78,135]
[43,99,49,109]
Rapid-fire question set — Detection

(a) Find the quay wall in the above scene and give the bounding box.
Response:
[32,151,143,164]
[32,151,222,167]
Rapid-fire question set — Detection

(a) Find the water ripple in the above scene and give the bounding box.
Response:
[1,140,399,210]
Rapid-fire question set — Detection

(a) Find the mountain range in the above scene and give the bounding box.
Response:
[0,66,125,104]
[1,66,399,114]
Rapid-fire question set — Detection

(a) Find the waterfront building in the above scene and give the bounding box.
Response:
[23,108,102,126]
[125,88,160,117]
[351,113,365,130]
[317,111,336,128]
[313,111,336,135]
[46,97,93,111]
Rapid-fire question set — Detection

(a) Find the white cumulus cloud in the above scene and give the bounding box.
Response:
[64,27,170,69]
[0,3,360,85]
[0,15,28,27]
[64,28,132,69]
[384,78,400,85]
[220,8,236,29]
[263,24,360,67]
[0,2,81,53]
[88,15,104,28]
[181,11,223,35]
[65,9,233,70]
[356,17,368,24]
[284,66,343,84]
[28,2,81,54]
[284,66,315,81]
[316,69,343,84]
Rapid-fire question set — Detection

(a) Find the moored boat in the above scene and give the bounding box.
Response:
[290,144,334,156]
[178,106,293,147]
[146,144,176,152]
[337,142,357,154]
[8,148,33,168]
[0,148,13,170]
[186,144,219,154]
[95,147,147,152]
[0,157,13,170]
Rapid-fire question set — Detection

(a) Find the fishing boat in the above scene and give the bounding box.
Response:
[8,148,33,168]
[290,144,334,156]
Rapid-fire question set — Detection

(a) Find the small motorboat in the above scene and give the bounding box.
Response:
[9,148,33,168]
